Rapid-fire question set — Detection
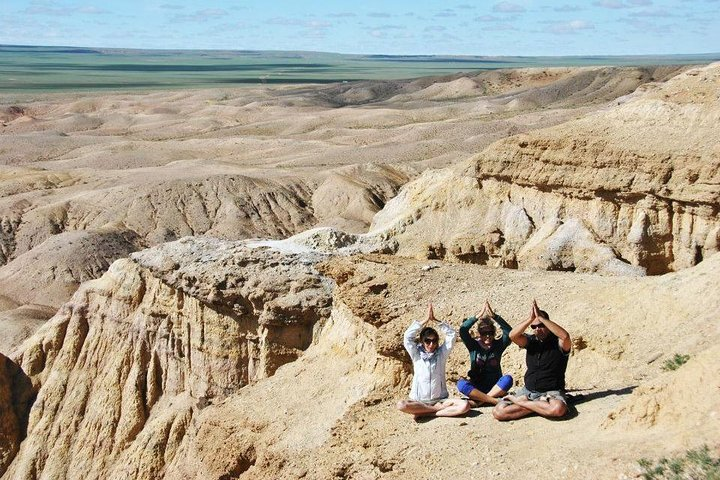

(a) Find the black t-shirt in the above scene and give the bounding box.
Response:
[523,334,569,392]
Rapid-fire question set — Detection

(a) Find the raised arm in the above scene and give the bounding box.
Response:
[534,301,571,353]
[509,305,534,348]
[494,313,512,346]
[403,320,422,361]
[437,321,457,353]
[459,316,478,350]
[481,300,511,345]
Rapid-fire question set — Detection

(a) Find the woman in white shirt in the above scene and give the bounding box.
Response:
[396,304,470,418]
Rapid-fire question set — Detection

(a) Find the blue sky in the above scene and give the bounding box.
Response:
[1,0,718,56]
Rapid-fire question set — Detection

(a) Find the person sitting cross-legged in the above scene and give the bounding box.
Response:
[396,304,470,418]
[456,300,513,407]
[493,300,571,421]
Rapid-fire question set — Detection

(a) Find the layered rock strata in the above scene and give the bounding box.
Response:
[3,239,719,479]
[1,64,718,479]
[370,63,720,274]
[0,65,687,269]
[5,238,333,479]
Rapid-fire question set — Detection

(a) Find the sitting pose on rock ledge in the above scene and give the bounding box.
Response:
[493,300,571,421]
[457,300,513,406]
[397,304,470,418]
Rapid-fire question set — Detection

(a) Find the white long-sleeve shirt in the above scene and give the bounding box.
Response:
[403,320,456,402]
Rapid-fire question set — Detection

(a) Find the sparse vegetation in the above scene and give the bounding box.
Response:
[661,353,690,371]
[637,445,720,479]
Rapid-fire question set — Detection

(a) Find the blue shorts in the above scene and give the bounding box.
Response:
[457,375,513,396]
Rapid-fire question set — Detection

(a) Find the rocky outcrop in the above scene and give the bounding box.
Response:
[311,164,409,232]
[0,163,409,270]
[0,305,55,357]
[5,238,333,479]
[3,237,720,479]
[0,65,688,270]
[369,63,720,274]
[2,64,718,479]
[0,353,33,477]
[0,228,142,309]
[603,344,720,438]
[0,228,142,355]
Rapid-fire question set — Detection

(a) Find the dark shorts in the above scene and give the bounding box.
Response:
[514,386,567,405]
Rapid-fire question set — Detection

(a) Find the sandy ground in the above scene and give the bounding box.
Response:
[1,65,717,479]
[257,252,720,480]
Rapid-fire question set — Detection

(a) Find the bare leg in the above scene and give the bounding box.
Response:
[486,384,508,398]
[396,400,443,416]
[397,399,470,418]
[505,395,567,418]
[434,399,471,417]
[467,387,501,406]
[492,398,534,421]
[492,395,566,421]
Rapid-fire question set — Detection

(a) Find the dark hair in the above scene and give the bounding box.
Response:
[420,327,439,341]
[537,310,550,320]
[477,317,496,335]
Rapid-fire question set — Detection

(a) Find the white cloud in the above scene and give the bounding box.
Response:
[484,22,518,31]
[267,18,331,30]
[593,0,628,8]
[617,17,668,32]
[372,25,406,30]
[266,17,303,26]
[476,15,502,22]
[546,19,595,34]
[629,8,674,17]
[173,9,227,23]
[594,0,654,6]
[24,3,109,16]
[493,2,526,13]
[76,6,106,14]
[554,4,584,12]
[435,9,457,17]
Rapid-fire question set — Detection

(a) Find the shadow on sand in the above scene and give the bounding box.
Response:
[567,385,637,405]
[560,385,637,420]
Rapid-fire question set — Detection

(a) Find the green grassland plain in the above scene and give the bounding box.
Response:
[1,44,718,93]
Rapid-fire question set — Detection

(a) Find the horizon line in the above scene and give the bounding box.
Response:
[2,43,719,60]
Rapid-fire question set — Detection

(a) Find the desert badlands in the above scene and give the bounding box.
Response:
[0,63,718,479]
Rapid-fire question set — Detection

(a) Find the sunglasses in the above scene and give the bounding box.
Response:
[478,331,494,336]
[530,323,545,329]
[423,338,439,345]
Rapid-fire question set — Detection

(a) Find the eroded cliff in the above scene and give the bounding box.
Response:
[370,63,720,274]
[1,63,718,480]
[4,239,718,479]
[5,238,333,479]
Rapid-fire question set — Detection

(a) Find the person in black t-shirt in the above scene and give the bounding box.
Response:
[493,300,571,421]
